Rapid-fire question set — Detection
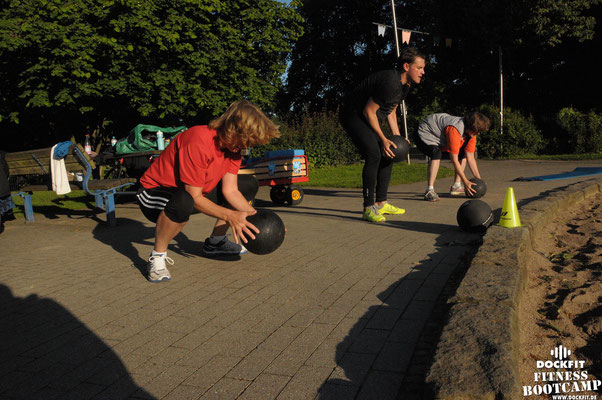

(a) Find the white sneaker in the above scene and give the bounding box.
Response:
[449,185,465,196]
[424,189,440,202]
[147,254,174,283]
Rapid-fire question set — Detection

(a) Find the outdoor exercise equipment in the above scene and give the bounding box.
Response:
[390,136,410,162]
[242,209,286,255]
[456,199,494,233]
[466,178,487,198]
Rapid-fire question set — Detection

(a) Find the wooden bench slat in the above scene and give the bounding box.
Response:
[4,144,132,226]
[6,144,96,178]
[19,178,139,193]
[5,148,54,161]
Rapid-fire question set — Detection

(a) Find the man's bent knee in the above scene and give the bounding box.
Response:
[164,190,194,223]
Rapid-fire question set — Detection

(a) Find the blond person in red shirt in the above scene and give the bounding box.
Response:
[137,100,280,282]
[413,111,491,201]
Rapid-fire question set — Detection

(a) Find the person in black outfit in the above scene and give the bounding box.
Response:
[340,47,426,222]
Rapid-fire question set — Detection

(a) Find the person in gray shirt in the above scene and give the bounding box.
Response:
[413,111,491,201]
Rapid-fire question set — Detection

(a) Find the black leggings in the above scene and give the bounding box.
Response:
[340,110,393,207]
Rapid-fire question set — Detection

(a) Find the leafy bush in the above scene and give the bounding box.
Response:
[254,103,552,165]
[556,108,602,154]
[477,104,546,158]
[252,110,361,167]
[406,97,448,135]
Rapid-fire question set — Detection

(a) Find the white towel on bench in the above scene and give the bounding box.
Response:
[50,145,71,195]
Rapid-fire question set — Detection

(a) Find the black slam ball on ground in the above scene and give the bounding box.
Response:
[242,209,286,255]
[456,200,494,233]
[466,178,487,198]
[390,136,410,162]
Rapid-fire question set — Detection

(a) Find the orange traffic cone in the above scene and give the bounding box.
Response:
[498,187,522,228]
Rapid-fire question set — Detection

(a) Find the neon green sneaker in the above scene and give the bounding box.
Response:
[362,207,386,222]
[379,203,406,215]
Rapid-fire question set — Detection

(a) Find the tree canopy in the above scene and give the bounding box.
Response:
[0,0,303,150]
[280,0,601,124]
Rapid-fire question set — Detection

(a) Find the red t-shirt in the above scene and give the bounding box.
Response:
[139,125,242,194]
[442,126,476,155]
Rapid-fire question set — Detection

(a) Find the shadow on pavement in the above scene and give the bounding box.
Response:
[385,220,458,235]
[316,229,482,399]
[301,188,430,203]
[92,216,240,279]
[263,204,458,235]
[0,284,155,399]
[299,188,363,199]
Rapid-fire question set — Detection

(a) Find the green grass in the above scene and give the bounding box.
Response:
[10,190,94,217]
[299,162,455,188]
[9,153,597,217]
[7,163,451,216]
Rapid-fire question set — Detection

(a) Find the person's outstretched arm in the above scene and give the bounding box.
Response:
[465,151,481,180]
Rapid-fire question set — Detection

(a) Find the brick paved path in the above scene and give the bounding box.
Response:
[1,159,600,399]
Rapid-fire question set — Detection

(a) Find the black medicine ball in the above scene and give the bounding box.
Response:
[456,200,494,233]
[390,136,410,162]
[242,209,286,255]
[466,178,487,198]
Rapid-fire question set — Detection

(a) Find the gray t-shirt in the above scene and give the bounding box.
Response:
[417,113,465,147]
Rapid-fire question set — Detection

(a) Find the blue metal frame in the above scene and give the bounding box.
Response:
[3,145,134,227]
[71,146,135,226]
[0,192,34,222]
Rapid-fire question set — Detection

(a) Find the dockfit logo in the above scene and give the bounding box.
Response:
[551,345,571,361]
[523,345,601,398]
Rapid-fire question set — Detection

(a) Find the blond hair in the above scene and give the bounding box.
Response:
[209,100,280,149]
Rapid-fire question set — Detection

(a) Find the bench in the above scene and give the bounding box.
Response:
[1,144,137,226]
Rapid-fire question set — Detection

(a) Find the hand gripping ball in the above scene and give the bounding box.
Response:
[242,209,286,255]
[390,136,410,162]
[466,178,487,198]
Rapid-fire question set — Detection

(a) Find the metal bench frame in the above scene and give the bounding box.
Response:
[1,145,136,226]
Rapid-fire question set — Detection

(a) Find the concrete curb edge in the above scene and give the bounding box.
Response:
[424,177,602,399]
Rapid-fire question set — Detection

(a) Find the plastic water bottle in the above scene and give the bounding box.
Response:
[84,134,92,155]
[111,136,117,146]
[156,131,165,151]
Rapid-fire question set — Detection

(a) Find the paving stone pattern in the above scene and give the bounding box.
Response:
[1,159,601,399]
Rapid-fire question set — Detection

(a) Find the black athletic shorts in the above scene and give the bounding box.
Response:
[136,175,258,223]
[412,133,468,161]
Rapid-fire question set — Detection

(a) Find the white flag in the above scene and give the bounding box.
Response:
[377,24,386,37]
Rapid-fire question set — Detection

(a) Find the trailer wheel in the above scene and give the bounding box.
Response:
[270,185,287,205]
[286,185,303,205]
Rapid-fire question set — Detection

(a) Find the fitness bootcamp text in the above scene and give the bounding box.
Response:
[523,346,600,398]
